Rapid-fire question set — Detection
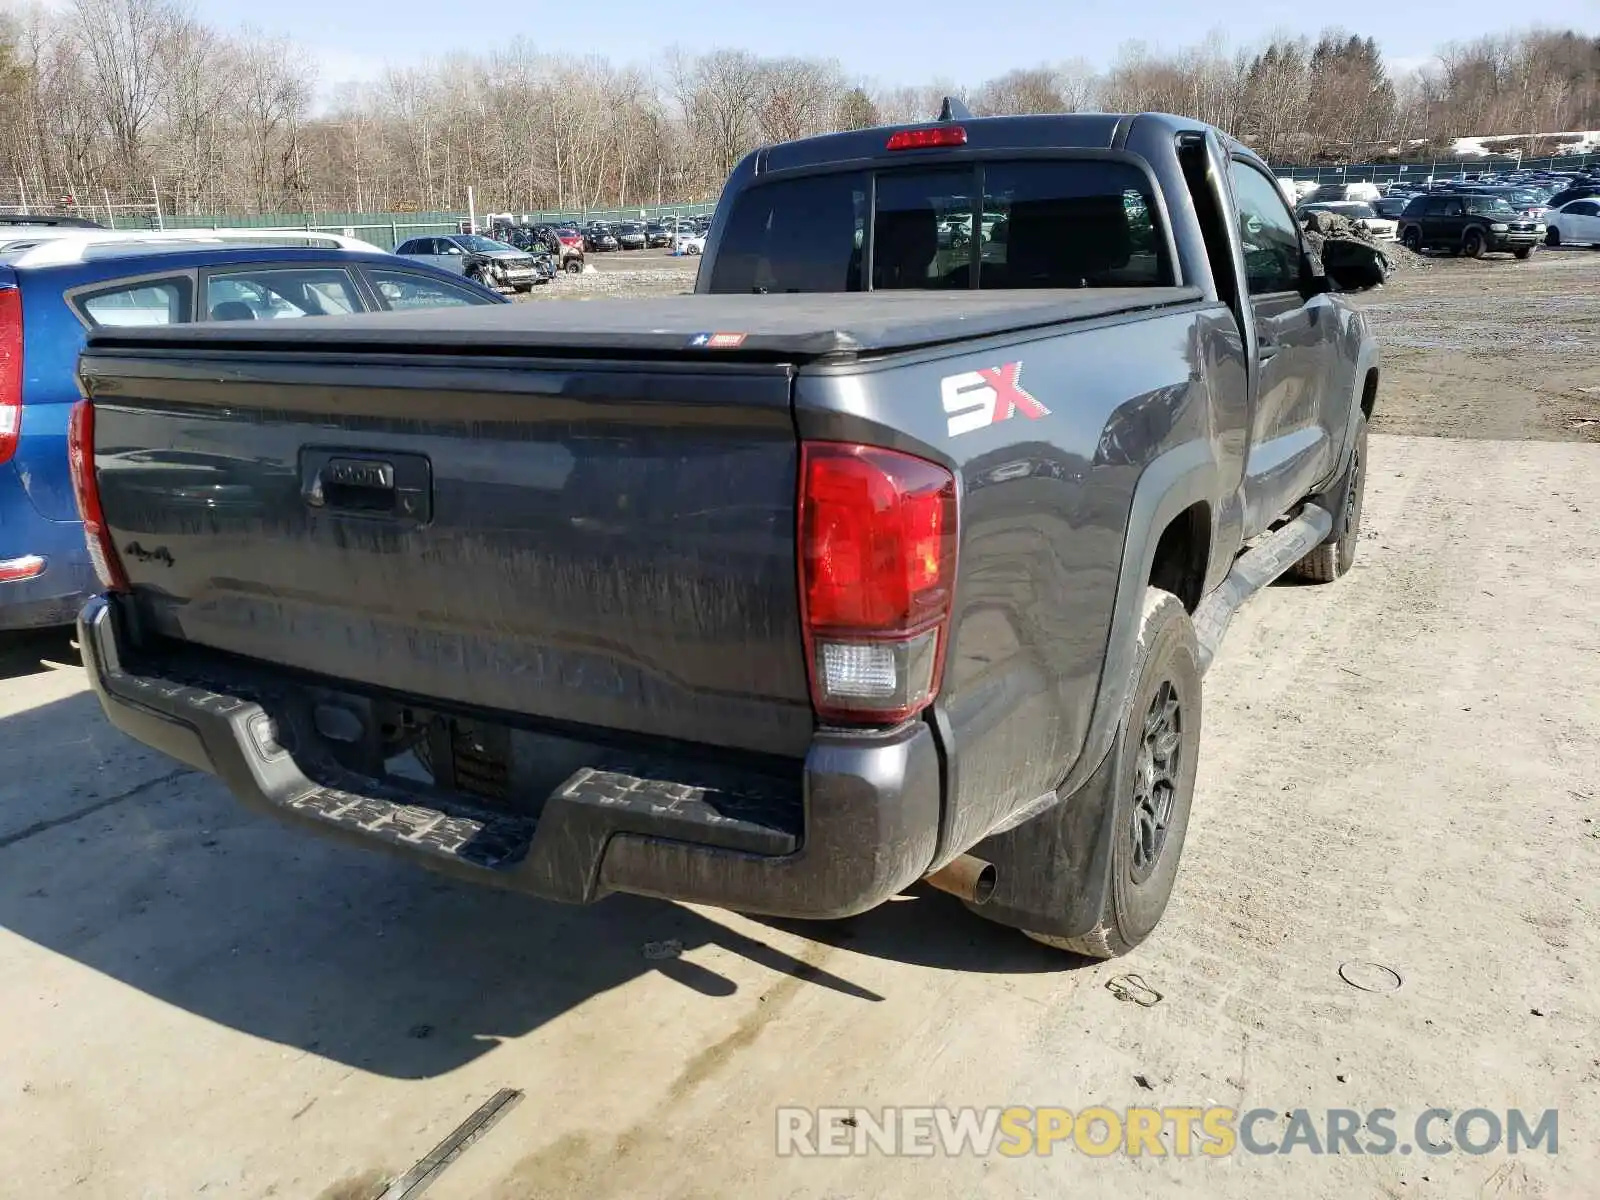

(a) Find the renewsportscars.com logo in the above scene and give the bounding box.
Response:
[776,1106,1559,1159]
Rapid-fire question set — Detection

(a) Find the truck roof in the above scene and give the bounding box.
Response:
[755,112,1263,178]
[85,287,1204,362]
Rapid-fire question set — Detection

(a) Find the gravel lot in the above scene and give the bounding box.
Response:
[1,252,1595,1199]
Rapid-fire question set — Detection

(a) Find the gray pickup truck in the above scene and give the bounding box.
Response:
[72,108,1380,959]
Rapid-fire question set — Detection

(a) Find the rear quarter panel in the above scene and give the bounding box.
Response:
[796,302,1242,856]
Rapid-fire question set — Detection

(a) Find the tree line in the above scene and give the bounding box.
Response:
[1,0,1596,218]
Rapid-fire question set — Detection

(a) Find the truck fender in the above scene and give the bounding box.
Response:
[966,438,1219,939]
[1335,335,1379,473]
[1311,331,1379,504]
[1065,437,1218,800]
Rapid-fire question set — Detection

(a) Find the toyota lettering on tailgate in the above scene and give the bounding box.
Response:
[941,362,1050,438]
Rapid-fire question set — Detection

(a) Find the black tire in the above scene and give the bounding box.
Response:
[1026,588,1201,958]
[565,258,583,274]
[1513,246,1532,260]
[1289,411,1367,583]
[1545,228,1561,247]
[1462,229,1485,258]
[1401,227,1422,253]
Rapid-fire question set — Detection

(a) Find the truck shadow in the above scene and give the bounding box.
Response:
[0,689,1077,1083]
[0,690,900,1080]
[0,628,79,682]
[753,889,1102,974]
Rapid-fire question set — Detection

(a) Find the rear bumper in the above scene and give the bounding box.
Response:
[0,504,94,631]
[78,595,942,918]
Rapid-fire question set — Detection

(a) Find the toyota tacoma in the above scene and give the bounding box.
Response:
[72,107,1381,957]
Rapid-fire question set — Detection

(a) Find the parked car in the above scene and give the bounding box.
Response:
[74,107,1381,960]
[0,231,504,630]
[1543,199,1600,247]
[1372,196,1409,219]
[510,224,585,273]
[1543,184,1600,211]
[644,223,673,248]
[1397,193,1544,258]
[0,214,104,230]
[584,224,619,252]
[394,233,553,292]
[613,222,648,250]
[1302,181,1382,205]
[546,226,586,272]
[1297,201,1398,240]
[674,230,707,255]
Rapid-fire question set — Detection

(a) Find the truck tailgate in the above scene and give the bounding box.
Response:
[77,346,813,758]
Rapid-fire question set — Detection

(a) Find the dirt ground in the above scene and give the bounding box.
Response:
[0,253,1596,1200]
[1358,248,1600,442]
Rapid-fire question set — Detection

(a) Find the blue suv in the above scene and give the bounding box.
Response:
[0,236,506,630]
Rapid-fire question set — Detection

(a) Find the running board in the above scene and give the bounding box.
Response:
[1193,503,1333,674]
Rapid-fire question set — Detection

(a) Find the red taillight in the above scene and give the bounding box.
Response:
[68,400,129,592]
[799,442,957,723]
[0,288,21,465]
[886,126,967,151]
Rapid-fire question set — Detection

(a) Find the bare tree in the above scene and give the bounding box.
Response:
[974,62,1095,115]
[71,0,180,181]
[1,18,1596,217]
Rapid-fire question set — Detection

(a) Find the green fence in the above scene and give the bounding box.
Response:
[1268,152,1597,185]
[154,202,718,250]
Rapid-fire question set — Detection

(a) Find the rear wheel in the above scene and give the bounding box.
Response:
[1545,228,1561,247]
[1289,411,1367,583]
[1401,227,1422,253]
[1025,588,1201,958]
[1462,229,1485,258]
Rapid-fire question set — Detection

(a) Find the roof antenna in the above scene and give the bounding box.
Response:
[938,95,972,122]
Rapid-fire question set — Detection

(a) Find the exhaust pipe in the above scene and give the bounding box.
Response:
[924,854,997,905]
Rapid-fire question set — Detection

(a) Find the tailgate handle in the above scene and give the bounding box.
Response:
[301,449,432,523]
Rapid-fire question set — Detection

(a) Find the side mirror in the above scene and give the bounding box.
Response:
[1299,249,1333,298]
[1320,240,1389,292]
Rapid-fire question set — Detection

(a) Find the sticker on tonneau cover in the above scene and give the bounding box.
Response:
[941,361,1050,438]
[689,331,747,349]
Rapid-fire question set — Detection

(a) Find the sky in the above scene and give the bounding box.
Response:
[184,0,1600,96]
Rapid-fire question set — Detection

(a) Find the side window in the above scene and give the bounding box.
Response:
[1568,201,1598,217]
[1442,199,1464,217]
[978,160,1167,289]
[204,268,361,321]
[1228,161,1302,295]
[708,173,866,294]
[74,278,191,327]
[395,239,422,255]
[365,268,500,310]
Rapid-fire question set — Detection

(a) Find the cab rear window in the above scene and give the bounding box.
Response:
[708,159,1169,294]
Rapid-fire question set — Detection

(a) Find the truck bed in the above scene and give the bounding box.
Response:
[84,287,1204,361]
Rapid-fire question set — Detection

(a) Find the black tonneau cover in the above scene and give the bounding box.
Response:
[86,287,1204,362]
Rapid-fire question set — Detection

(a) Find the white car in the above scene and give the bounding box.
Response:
[675,232,707,255]
[1543,198,1600,247]
[1299,201,1399,241]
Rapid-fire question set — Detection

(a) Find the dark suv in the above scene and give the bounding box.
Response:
[1398,193,1543,258]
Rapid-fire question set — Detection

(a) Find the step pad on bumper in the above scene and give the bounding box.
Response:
[284,786,534,869]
